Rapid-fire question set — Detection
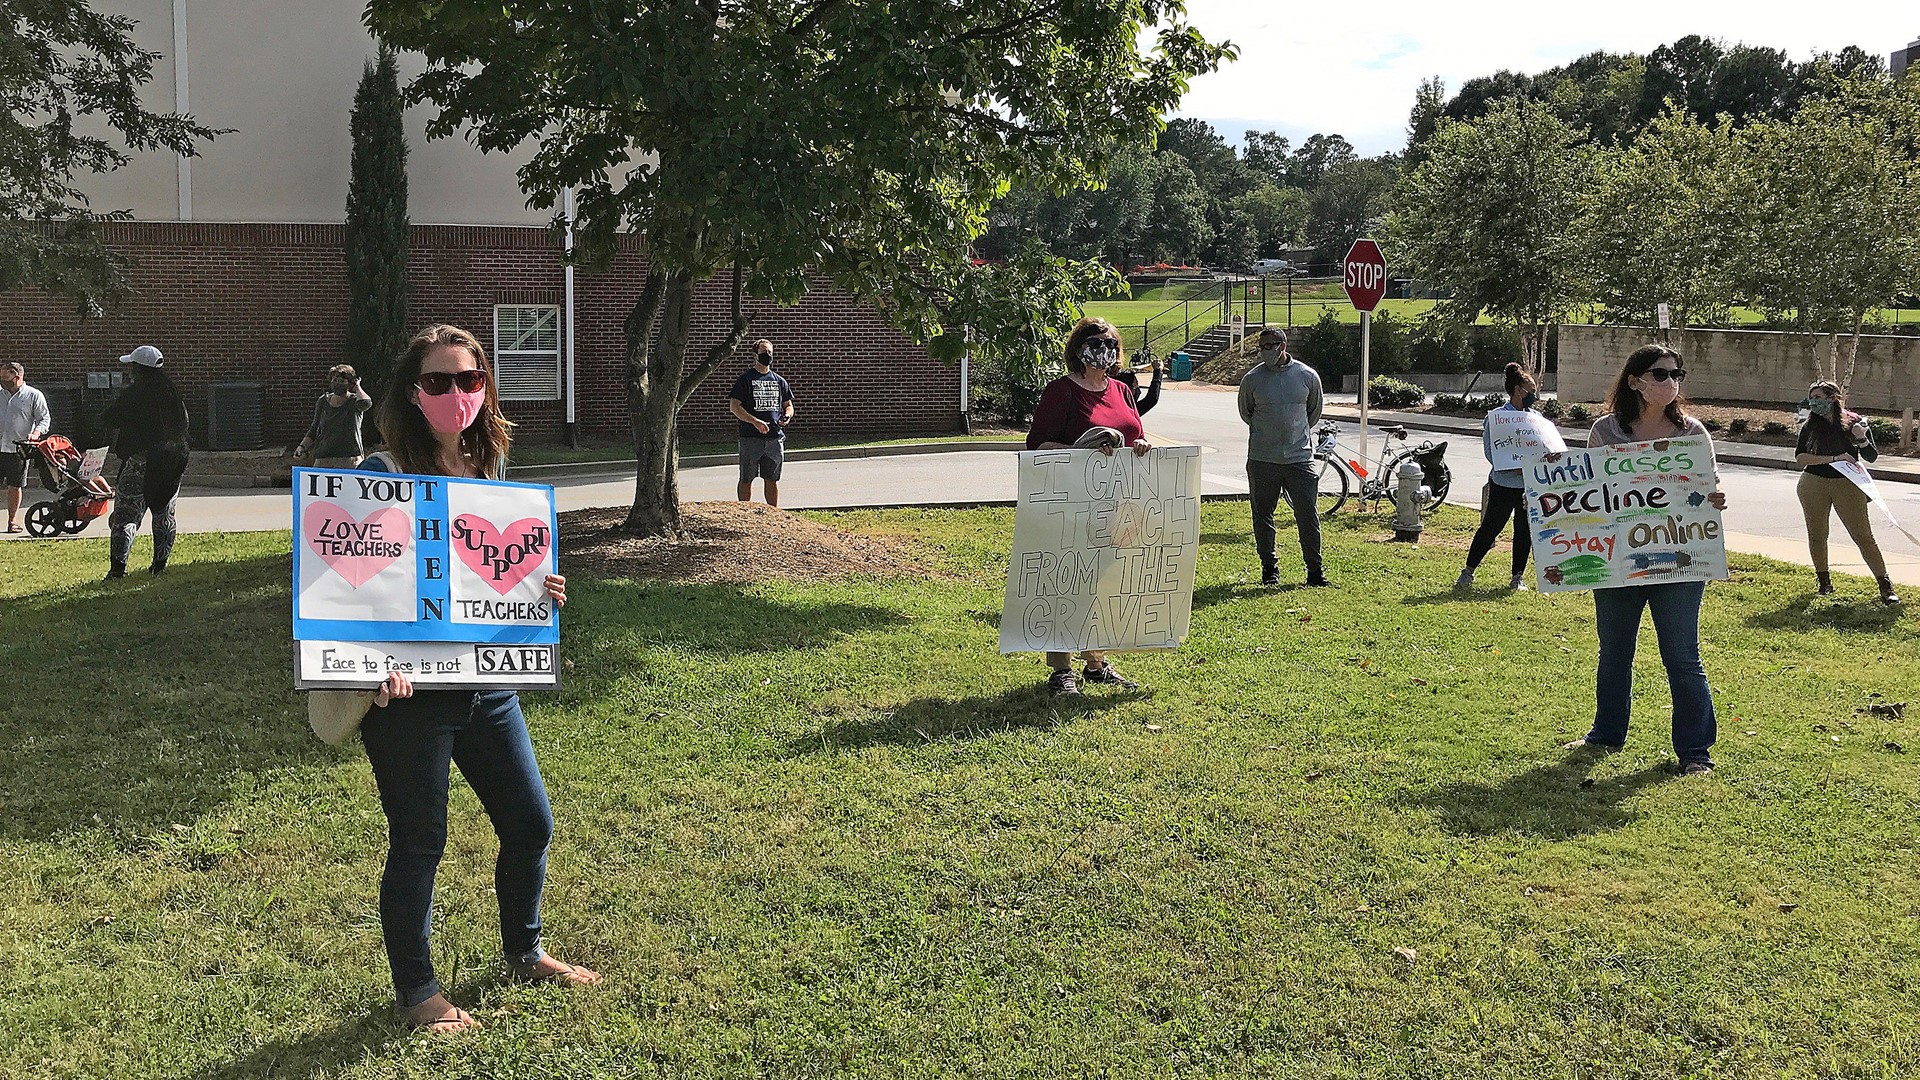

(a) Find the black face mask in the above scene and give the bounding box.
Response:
[755,353,772,367]
[1521,391,1539,409]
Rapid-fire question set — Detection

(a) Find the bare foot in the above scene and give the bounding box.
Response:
[514,954,603,987]
[402,993,482,1035]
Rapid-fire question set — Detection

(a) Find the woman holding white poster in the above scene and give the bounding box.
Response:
[354,325,599,1033]
[1793,381,1899,606]
[1457,363,1541,591]
[1025,316,1153,695]
[1565,345,1727,775]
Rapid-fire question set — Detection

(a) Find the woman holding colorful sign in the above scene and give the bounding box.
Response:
[1025,316,1153,695]
[355,324,599,1034]
[1565,345,1727,775]
[1457,363,1543,591]
[1793,381,1899,606]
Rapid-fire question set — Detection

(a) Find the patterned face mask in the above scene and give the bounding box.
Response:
[1080,339,1120,369]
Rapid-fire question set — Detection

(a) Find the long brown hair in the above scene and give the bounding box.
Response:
[1804,379,1849,434]
[1607,343,1689,435]
[377,324,513,477]
[1063,316,1124,375]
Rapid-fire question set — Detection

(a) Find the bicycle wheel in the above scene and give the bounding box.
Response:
[1314,456,1350,518]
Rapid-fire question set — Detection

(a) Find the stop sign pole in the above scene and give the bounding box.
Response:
[1342,239,1388,457]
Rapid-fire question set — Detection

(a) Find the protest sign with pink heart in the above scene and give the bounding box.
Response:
[304,502,412,587]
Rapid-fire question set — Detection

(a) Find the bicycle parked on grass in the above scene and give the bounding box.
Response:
[1312,420,1451,518]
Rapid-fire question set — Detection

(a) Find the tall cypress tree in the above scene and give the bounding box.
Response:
[344,47,409,399]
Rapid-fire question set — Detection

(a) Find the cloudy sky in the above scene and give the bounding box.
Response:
[1171,0,1918,155]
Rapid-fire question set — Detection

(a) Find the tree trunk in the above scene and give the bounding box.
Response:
[1522,320,1547,378]
[624,269,691,537]
[1840,310,1865,395]
[619,258,753,539]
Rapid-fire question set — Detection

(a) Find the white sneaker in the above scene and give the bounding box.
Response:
[1510,574,1529,591]
[1455,568,1475,590]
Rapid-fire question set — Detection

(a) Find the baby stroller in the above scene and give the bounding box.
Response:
[19,436,115,538]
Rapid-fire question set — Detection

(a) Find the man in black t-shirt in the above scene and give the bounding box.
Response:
[728,339,795,506]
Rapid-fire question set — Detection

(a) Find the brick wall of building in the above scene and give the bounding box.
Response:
[0,222,962,449]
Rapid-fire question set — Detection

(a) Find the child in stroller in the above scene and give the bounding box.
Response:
[18,435,114,538]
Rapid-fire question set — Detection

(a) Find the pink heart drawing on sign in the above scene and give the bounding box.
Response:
[452,515,551,596]
[305,502,411,587]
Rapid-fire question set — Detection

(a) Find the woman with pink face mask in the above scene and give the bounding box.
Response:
[353,325,599,1034]
[1564,344,1729,775]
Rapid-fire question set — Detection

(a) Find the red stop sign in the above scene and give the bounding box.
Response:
[1342,239,1388,312]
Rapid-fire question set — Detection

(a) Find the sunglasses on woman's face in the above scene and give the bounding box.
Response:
[1640,367,1686,383]
[417,369,488,395]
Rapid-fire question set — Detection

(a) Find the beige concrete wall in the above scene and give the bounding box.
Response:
[1557,324,1920,411]
[79,1,544,225]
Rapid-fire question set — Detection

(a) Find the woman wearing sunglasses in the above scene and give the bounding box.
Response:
[1025,316,1153,695]
[1565,344,1727,775]
[353,324,599,1034]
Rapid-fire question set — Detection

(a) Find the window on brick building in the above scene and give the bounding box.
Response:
[492,306,562,400]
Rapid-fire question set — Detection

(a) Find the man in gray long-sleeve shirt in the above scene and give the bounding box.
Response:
[1238,328,1329,587]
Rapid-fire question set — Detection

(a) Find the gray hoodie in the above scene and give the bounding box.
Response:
[1238,352,1324,465]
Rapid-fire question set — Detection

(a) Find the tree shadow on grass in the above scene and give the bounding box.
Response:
[1405,752,1673,839]
[181,1006,405,1080]
[0,559,903,842]
[0,552,330,843]
[786,683,1145,755]
[568,579,906,656]
[1400,585,1528,607]
[1744,594,1905,634]
[1192,581,1303,610]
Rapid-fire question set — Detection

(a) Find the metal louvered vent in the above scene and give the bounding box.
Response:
[40,382,81,437]
[206,382,265,451]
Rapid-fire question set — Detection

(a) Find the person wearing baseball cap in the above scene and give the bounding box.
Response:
[100,345,189,578]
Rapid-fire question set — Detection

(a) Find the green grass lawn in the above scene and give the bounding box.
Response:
[4,506,1919,1078]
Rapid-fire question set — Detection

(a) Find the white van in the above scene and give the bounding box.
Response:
[1250,259,1292,276]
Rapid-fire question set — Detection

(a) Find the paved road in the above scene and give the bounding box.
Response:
[1143,383,1920,586]
[10,383,1918,586]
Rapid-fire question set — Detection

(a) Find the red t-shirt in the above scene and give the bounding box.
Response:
[1025,375,1145,450]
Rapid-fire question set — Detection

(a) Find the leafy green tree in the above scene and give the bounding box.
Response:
[1076,148,1159,269]
[2,1,222,310]
[1284,133,1355,189]
[1404,76,1446,163]
[1584,106,1737,328]
[1241,130,1293,187]
[1387,98,1595,375]
[1155,118,1252,265]
[1226,183,1307,262]
[1306,155,1395,264]
[1143,154,1212,263]
[1637,35,1724,123]
[1724,71,1920,388]
[344,48,409,398]
[367,0,1228,535]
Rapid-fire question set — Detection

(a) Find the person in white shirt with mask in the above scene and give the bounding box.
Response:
[1,362,52,534]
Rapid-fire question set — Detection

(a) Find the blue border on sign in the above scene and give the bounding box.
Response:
[292,466,560,646]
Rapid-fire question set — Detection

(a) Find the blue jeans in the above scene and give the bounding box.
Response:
[1588,581,1716,765]
[360,690,554,1006]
